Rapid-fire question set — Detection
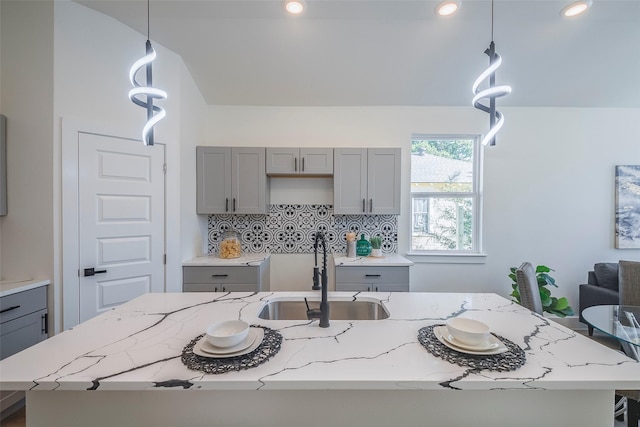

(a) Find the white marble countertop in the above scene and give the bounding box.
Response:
[333,253,413,267]
[183,253,270,267]
[1,292,638,392]
[0,278,49,297]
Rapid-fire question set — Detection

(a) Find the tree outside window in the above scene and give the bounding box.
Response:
[410,136,481,253]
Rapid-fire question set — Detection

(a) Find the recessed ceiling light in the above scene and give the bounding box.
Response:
[561,1,592,17]
[436,1,461,16]
[284,0,305,15]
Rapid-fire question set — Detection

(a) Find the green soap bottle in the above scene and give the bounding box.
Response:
[356,234,371,257]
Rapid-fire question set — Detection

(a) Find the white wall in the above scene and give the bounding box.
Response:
[180,62,208,265]
[0,1,54,288]
[205,105,640,310]
[52,0,207,321]
[0,0,207,332]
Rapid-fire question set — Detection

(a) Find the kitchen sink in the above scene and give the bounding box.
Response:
[257,297,389,321]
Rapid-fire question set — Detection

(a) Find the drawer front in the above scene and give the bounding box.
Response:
[183,283,258,292]
[183,266,258,284]
[0,309,48,360]
[335,266,409,285]
[0,286,47,324]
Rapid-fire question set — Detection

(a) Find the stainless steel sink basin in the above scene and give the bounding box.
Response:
[257,298,389,321]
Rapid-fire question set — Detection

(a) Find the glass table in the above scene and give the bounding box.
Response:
[581,305,639,360]
[582,305,640,423]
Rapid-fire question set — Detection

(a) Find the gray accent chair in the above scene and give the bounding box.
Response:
[515,262,543,315]
[579,262,620,336]
[616,260,640,427]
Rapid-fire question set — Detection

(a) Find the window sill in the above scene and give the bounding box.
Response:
[405,252,487,264]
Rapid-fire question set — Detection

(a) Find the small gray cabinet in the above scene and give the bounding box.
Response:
[333,148,401,215]
[196,146,268,214]
[266,148,333,175]
[335,266,409,292]
[183,261,270,293]
[0,286,48,360]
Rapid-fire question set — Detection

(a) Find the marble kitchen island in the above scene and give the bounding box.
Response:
[1,292,638,427]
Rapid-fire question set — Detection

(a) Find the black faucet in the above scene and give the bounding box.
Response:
[307,231,330,327]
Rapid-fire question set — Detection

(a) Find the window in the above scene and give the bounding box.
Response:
[410,135,482,253]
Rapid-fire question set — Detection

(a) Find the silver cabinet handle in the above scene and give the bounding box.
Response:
[362,199,366,213]
[233,198,236,212]
[370,198,373,212]
[225,198,229,212]
[302,157,305,172]
[294,157,297,172]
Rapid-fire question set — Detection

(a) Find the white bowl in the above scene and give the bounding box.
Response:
[445,317,490,346]
[206,320,249,348]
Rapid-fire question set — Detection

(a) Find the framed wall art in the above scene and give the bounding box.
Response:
[615,165,640,249]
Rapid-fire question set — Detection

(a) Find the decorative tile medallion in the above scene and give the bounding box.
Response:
[208,205,398,254]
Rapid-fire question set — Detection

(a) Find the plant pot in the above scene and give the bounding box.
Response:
[370,248,382,257]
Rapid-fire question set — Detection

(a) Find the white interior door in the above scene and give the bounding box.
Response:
[78,132,165,322]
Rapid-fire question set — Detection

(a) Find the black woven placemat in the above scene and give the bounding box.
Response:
[182,325,282,374]
[418,324,525,372]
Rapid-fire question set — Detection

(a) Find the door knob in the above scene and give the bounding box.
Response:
[83,268,107,277]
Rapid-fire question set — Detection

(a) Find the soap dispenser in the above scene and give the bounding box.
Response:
[356,234,371,257]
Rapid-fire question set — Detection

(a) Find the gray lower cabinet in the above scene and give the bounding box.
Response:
[0,284,48,418]
[335,266,409,292]
[183,263,270,293]
[0,286,48,360]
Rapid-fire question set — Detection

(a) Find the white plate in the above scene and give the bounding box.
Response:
[443,330,500,351]
[201,328,260,354]
[433,326,508,355]
[193,328,264,359]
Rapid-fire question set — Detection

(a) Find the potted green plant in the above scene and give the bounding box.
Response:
[508,265,574,317]
[370,236,382,257]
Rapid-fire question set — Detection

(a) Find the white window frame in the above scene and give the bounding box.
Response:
[407,134,486,263]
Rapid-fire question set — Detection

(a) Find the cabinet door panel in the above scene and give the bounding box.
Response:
[367,148,401,215]
[196,147,231,214]
[266,148,298,175]
[333,148,367,214]
[0,309,47,360]
[300,148,333,175]
[232,148,267,214]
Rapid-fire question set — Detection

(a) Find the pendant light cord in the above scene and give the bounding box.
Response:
[147,0,150,40]
[491,0,494,41]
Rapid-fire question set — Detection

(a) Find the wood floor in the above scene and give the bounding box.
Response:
[1,406,25,427]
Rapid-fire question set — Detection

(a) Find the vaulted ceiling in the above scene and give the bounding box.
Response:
[76,0,640,108]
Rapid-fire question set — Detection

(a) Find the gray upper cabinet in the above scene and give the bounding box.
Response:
[333,148,401,215]
[196,146,267,214]
[266,148,333,175]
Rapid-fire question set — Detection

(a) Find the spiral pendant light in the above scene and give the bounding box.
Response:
[128,0,167,146]
[472,0,511,147]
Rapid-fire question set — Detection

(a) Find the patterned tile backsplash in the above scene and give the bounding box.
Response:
[208,204,398,254]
